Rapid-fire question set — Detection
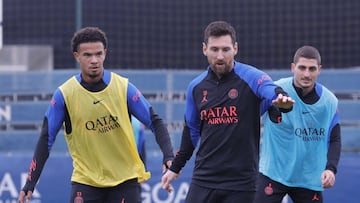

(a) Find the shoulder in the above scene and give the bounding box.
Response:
[233,61,261,74]
[316,82,338,102]
[232,61,276,88]
[233,61,270,81]
[188,69,209,90]
[275,77,293,85]
[109,70,126,79]
[59,75,78,90]
[109,71,129,84]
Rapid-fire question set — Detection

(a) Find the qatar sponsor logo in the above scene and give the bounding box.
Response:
[294,127,325,142]
[85,114,120,133]
[200,106,238,124]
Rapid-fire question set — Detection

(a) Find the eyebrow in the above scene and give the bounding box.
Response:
[298,65,318,69]
[83,51,103,56]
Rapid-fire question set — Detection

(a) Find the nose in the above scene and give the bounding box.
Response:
[216,51,225,60]
[303,69,311,77]
[90,55,98,64]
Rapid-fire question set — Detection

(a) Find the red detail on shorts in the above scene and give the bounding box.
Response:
[277,116,282,123]
[265,183,273,195]
[312,193,319,201]
[74,192,83,203]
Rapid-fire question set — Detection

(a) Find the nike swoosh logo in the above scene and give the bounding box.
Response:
[93,99,103,104]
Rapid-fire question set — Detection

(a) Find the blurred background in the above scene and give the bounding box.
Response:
[1,0,360,70]
[0,1,359,202]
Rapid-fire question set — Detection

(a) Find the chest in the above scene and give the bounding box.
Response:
[193,78,260,115]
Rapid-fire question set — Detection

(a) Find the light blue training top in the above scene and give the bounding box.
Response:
[259,77,338,191]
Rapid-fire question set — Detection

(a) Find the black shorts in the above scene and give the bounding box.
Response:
[185,182,255,203]
[254,173,323,203]
[69,178,140,203]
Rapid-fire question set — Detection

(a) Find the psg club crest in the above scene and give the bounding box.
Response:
[228,88,238,99]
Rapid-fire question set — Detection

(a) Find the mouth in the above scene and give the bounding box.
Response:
[301,78,312,85]
[215,62,225,67]
[215,60,224,64]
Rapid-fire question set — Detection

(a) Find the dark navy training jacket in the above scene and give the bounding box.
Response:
[170,61,286,191]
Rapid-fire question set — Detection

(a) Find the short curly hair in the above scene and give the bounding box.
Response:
[71,27,108,52]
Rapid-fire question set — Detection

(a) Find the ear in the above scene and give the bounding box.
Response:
[202,42,207,56]
[291,63,295,73]
[233,42,238,55]
[73,52,80,63]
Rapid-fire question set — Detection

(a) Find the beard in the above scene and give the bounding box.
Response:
[211,62,232,78]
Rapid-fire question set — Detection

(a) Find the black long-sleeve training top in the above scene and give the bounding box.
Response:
[170,61,290,191]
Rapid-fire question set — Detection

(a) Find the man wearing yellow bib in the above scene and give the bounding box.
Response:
[18,27,174,203]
